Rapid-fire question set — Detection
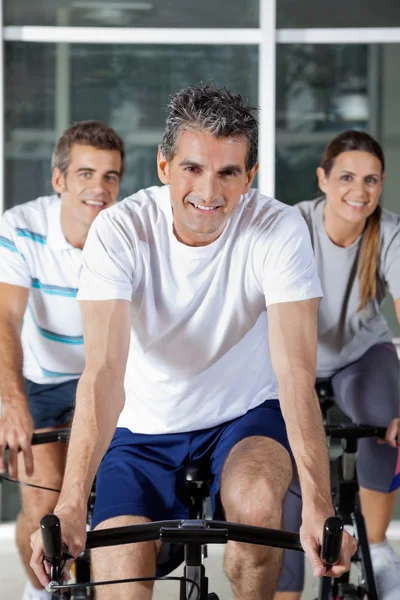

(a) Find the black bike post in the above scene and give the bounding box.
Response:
[318,574,333,600]
[74,551,92,599]
[179,524,209,600]
[352,495,378,600]
[319,428,380,600]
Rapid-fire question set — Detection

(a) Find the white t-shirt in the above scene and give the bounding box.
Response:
[78,185,323,434]
[0,196,84,384]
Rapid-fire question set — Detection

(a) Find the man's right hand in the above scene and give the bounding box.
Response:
[0,401,34,478]
[30,507,87,588]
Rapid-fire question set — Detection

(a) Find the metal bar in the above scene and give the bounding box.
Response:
[6,26,400,46]
[277,28,400,44]
[31,430,70,445]
[86,520,180,549]
[258,0,276,196]
[85,519,303,551]
[160,527,228,545]
[367,45,383,139]
[325,424,387,439]
[55,9,71,136]
[3,26,261,45]
[209,520,303,552]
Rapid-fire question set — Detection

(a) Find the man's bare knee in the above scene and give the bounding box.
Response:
[274,593,302,600]
[221,437,290,596]
[221,436,292,527]
[224,538,284,600]
[92,516,159,600]
[20,490,60,535]
[18,433,66,533]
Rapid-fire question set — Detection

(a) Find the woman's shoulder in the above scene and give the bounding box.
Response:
[295,197,325,227]
[381,207,400,230]
[380,208,400,251]
[295,197,324,215]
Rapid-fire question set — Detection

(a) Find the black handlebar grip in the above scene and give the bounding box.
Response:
[40,514,63,564]
[320,516,343,566]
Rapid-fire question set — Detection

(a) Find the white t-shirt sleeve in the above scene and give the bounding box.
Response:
[78,211,137,302]
[0,210,31,288]
[255,207,323,306]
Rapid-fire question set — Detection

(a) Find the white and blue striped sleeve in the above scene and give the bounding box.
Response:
[78,210,136,302]
[0,209,31,288]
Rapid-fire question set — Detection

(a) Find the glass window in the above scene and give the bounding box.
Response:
[5,43,258,208]
[275,44,370,206]
[5,0,259,28]
[378,44,400,337]
[277,0,400,28]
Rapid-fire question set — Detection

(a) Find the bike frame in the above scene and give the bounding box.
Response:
[317,424,386,600]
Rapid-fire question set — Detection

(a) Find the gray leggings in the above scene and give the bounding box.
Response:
[278,342,400,593]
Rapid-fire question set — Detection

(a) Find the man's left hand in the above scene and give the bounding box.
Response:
[300,509,357,578]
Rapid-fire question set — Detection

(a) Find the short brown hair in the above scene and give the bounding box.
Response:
[52,120,125,178]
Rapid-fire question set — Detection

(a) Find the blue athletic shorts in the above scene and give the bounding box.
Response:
[92,399,290,530]
[26,379,78,430]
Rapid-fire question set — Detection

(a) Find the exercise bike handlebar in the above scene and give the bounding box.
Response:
[3,429,71,452]
[325,423,387,440]
[40,514,344,584]
[31,430,70,446]
[27,425,388,447]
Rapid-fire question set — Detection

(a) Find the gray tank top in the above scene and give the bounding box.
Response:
[297,198,400,377]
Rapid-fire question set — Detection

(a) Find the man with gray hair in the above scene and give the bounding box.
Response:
[0,120,124,600]
[31,84,355,599]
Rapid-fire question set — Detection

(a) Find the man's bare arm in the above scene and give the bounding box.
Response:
[266,298,357,578]
[0,282,29,402]
[55,299,131,518]
[268,297,332,511]
[0,282,31,477]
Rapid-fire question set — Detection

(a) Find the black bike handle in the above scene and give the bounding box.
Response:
[4,429,70,452]
[320,516,343,565]
[325,424,387,440]
[32,430,70,445]
[40,514,64,564]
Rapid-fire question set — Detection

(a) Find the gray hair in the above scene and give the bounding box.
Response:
[52,120,125,178]
[160,84,259,172]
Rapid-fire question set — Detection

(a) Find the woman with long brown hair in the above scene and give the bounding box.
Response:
[276,130,400,600]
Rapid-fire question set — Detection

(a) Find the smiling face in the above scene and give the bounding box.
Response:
[52,143,122,231]
[317,150,384,228]
[157,129,258,246]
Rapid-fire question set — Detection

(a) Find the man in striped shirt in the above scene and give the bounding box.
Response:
[0,121,125,600]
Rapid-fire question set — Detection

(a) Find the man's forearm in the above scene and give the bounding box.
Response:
[279,372,333,512]
[56,370,125,513]
[0,318,27,406]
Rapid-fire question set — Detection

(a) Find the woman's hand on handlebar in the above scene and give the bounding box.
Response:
[0,402,34,479]
[378,418,400,448]
[30,506,87,588]
[300,508,357,579]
